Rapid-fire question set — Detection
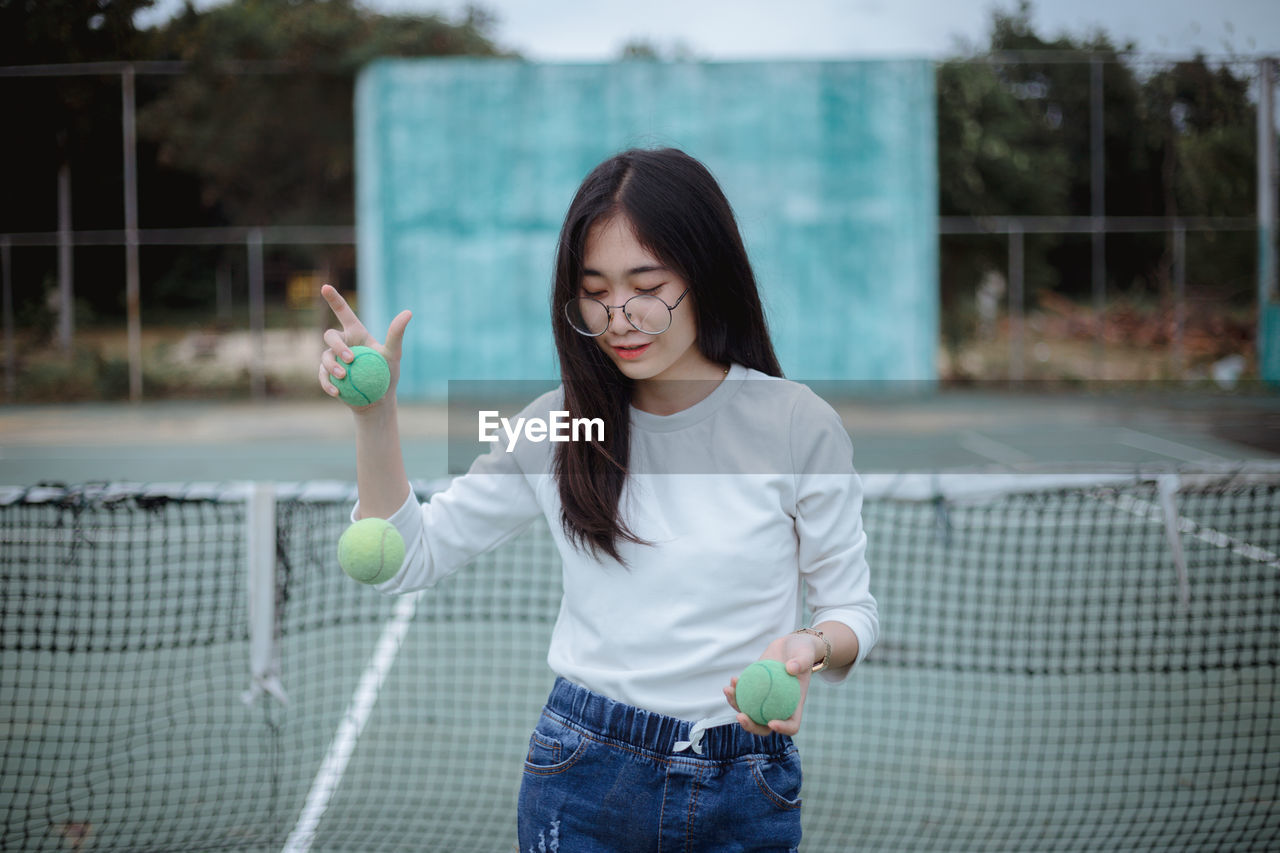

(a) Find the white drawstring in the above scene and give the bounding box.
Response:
[672,712,739,755]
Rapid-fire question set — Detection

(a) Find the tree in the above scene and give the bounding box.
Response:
[138,0,509,226]
[0,0,156,65]
[0,0,158,234]
[617,37,697,61]
[936,48,1074,357]
[936,0,1258,361]
[1152,56,1258,306]
[1147,57,1256,219]
[0,0,161,336]
[0,1,510,329]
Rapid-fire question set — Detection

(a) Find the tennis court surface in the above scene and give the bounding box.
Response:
[1,389,1278,851]
[0,388,1276,482]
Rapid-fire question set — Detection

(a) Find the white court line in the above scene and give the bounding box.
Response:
[956,431,1034,466]
[1113,427,1231,464]
[281,591,423,853]
[1098,492,1280,572]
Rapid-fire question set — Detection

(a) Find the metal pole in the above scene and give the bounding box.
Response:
[122,64,142,401]
[1090,54,1106,379]
[2,236,14,401]
[217,254,232,324]
[247,228,266,400]
[57,162,73,352]
[1008,225,1025,382]
[1172,224,1186,378]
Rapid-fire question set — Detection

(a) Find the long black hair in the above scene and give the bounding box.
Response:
[551,148,782,562]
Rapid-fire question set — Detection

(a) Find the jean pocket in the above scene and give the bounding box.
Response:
[748,749,803,811]
[523,715,586,775]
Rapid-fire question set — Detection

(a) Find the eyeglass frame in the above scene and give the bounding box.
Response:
[564,287,692,337]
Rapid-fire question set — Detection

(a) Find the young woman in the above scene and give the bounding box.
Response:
[318,147,877,851]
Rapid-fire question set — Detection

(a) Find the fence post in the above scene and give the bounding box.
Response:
[1008,224,1025,382]
[122,64,143,401]
[1090,54,1107,380]
[247,228,266,400]
[216,254,233,325]
[1172,224,1186,378]
[57,162,73,353]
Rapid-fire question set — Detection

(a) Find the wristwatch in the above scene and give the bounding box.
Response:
[793,627,831,673]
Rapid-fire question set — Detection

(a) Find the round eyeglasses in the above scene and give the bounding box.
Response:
[564,288,691,337]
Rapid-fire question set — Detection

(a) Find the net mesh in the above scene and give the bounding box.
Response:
[1,470,1277,851]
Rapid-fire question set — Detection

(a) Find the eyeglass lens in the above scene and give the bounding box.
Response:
[567,296,671,335]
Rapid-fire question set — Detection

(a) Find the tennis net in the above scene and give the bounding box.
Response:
[1,466,1277,851]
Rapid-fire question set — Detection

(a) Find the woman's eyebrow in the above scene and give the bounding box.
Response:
[581,265,670,277]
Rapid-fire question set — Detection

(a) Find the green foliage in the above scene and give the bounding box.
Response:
[1,0,508,327]
[617,37,696,61]
[0,0,154,152]
[1147,58,1256,217]
[14,343,182,401]
[937,59,1071,217]
[0,0,157,65]
[619,39,661,61]
[137,0,508,225]
[0,0,159,236]
[938,0,1260,354]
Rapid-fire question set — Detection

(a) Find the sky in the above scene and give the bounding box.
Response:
[136,0,1280,61]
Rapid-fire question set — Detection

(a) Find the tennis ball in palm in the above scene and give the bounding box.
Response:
[735,659,800,726]
[332,346,391,407]
[338,518,405,585]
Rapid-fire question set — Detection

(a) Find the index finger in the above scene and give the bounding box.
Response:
[321,284,367,335]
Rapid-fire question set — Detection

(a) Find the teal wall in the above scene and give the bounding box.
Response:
[356,59,938,398]
[1262,221,1279,385]
[1262,302,1280,385]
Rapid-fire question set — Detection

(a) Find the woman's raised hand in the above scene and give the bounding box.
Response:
[318,284,412,407]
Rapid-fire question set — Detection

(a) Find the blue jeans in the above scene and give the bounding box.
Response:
[518,677,802,852]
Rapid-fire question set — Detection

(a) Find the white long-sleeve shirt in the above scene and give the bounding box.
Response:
[368,363,879,723]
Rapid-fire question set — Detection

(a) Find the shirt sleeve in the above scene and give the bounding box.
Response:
[352,393,553,595]
[789,387,879,683]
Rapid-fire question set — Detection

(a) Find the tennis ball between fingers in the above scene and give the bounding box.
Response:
[735,659,800,726]
[338,518,405,585]
[332,346,390,407]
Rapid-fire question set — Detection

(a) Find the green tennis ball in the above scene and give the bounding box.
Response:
[338,517,405,585]
[735,659,800,726]
[332,346,390,407]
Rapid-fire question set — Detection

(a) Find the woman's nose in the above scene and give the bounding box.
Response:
[607,300,634,335]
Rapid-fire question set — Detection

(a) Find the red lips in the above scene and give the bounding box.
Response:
[612,343,651,360]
